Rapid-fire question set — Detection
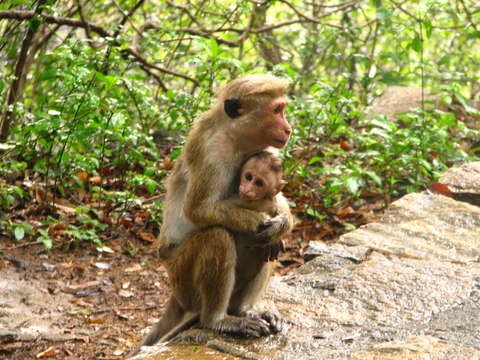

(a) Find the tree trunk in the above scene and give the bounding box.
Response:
[0,0,48,142]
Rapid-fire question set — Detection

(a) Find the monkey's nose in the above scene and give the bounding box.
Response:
[285,127,292,135]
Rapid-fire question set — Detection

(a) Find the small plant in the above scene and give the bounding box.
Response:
[37,229,53,249]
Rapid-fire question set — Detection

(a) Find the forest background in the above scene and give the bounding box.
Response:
[0,0,479,259]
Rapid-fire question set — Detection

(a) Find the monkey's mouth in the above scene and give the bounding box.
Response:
[239,193,254,201]
[274,138,288,147]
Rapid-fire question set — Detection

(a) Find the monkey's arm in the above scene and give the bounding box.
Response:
[183,164,269,233]
[223,196,277,214]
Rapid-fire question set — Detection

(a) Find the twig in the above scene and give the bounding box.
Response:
[458,0,479,32]
[278,0,359,24]
[0,10,196,86]
[389,0,421,22]
[0,241,40,251]
[111,0,144,37]
[76,0,92,40]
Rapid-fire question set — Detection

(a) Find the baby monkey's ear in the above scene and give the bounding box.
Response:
[224,97,244,118]
[276,180,287,193]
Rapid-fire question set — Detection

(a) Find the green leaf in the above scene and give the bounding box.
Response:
[95,72,118,89]
[28,16,41,32]
[423,17,433,38]
[344,176,361,194]
[410,33,423,53]
[365,171,382,186]
[376,7,391,20]
[0,143,16,150]
[380,71,403,85]
[370,127,390,139]
[148,180,156,195]
[210,38,219,57]
[39,237,53,249]
[438,54,453,66]
[14,227,25,241]
[308,156,323,165]
[48,109,61,116]
[370,118,394,131]
[467,31,480,39]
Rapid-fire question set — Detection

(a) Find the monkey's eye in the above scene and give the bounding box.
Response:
[255,179,264,187]
[273,104,283,114]
[245,173,253,181]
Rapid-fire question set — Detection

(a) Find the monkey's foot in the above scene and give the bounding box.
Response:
[240,311,283,334]
[210,315,271,338]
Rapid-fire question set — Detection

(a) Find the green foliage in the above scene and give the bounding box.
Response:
[0,0,479,245]
[286,82,479,215]
[37,229,53,249]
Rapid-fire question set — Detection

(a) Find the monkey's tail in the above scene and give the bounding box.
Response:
[128,313,199,358]
[160,312,200,342]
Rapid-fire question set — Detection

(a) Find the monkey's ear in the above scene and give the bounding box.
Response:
[224,97,243,118]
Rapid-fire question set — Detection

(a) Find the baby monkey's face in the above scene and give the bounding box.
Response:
[238,156,283,201]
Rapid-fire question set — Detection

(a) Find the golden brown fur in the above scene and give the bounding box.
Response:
[132,75,293,355]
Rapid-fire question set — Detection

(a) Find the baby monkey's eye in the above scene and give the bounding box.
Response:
[245,173,253,181]
[255,179,264,187]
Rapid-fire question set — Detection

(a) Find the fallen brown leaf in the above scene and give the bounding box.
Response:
[36,347,60,358]
[138,231,156,242]
[125,264,142,272]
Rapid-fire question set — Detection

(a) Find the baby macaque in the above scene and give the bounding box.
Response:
[231,150,286,217]
[233,150,287,259]
[229,150,287,317]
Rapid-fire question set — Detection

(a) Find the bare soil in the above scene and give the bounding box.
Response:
[0,239,170,360]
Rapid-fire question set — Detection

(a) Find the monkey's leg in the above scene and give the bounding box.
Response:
[229,247,283,334]
[186,227,271,338]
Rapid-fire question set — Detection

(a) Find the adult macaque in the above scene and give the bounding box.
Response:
[137,150,289,346]
[134,74,294,352]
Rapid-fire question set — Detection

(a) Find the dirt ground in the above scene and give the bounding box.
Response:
[0,225,313,360]
[0,238,171,360]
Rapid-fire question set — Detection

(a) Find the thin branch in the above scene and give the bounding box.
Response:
[156,25,240,46]
[459,0,479,32]
[0,10,111,37]
[111,0,144,37]
[278,0,359,24]
[166,0,205,30]
[76,0,92,40]
[125,47,197,84]
[389,0,421,23]
[102,0,145,72]
[0,10,197,86]
[140,65,167,91]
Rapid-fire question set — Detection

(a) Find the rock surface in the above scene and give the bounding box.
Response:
[366,86,441,120]
[133,161,480,360]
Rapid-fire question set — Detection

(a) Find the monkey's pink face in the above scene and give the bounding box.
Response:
[239,170,270,201]
[264,97,292,148]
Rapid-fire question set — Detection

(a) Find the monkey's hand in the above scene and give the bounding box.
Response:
[260,240,284,262]
[254,213,290,243]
